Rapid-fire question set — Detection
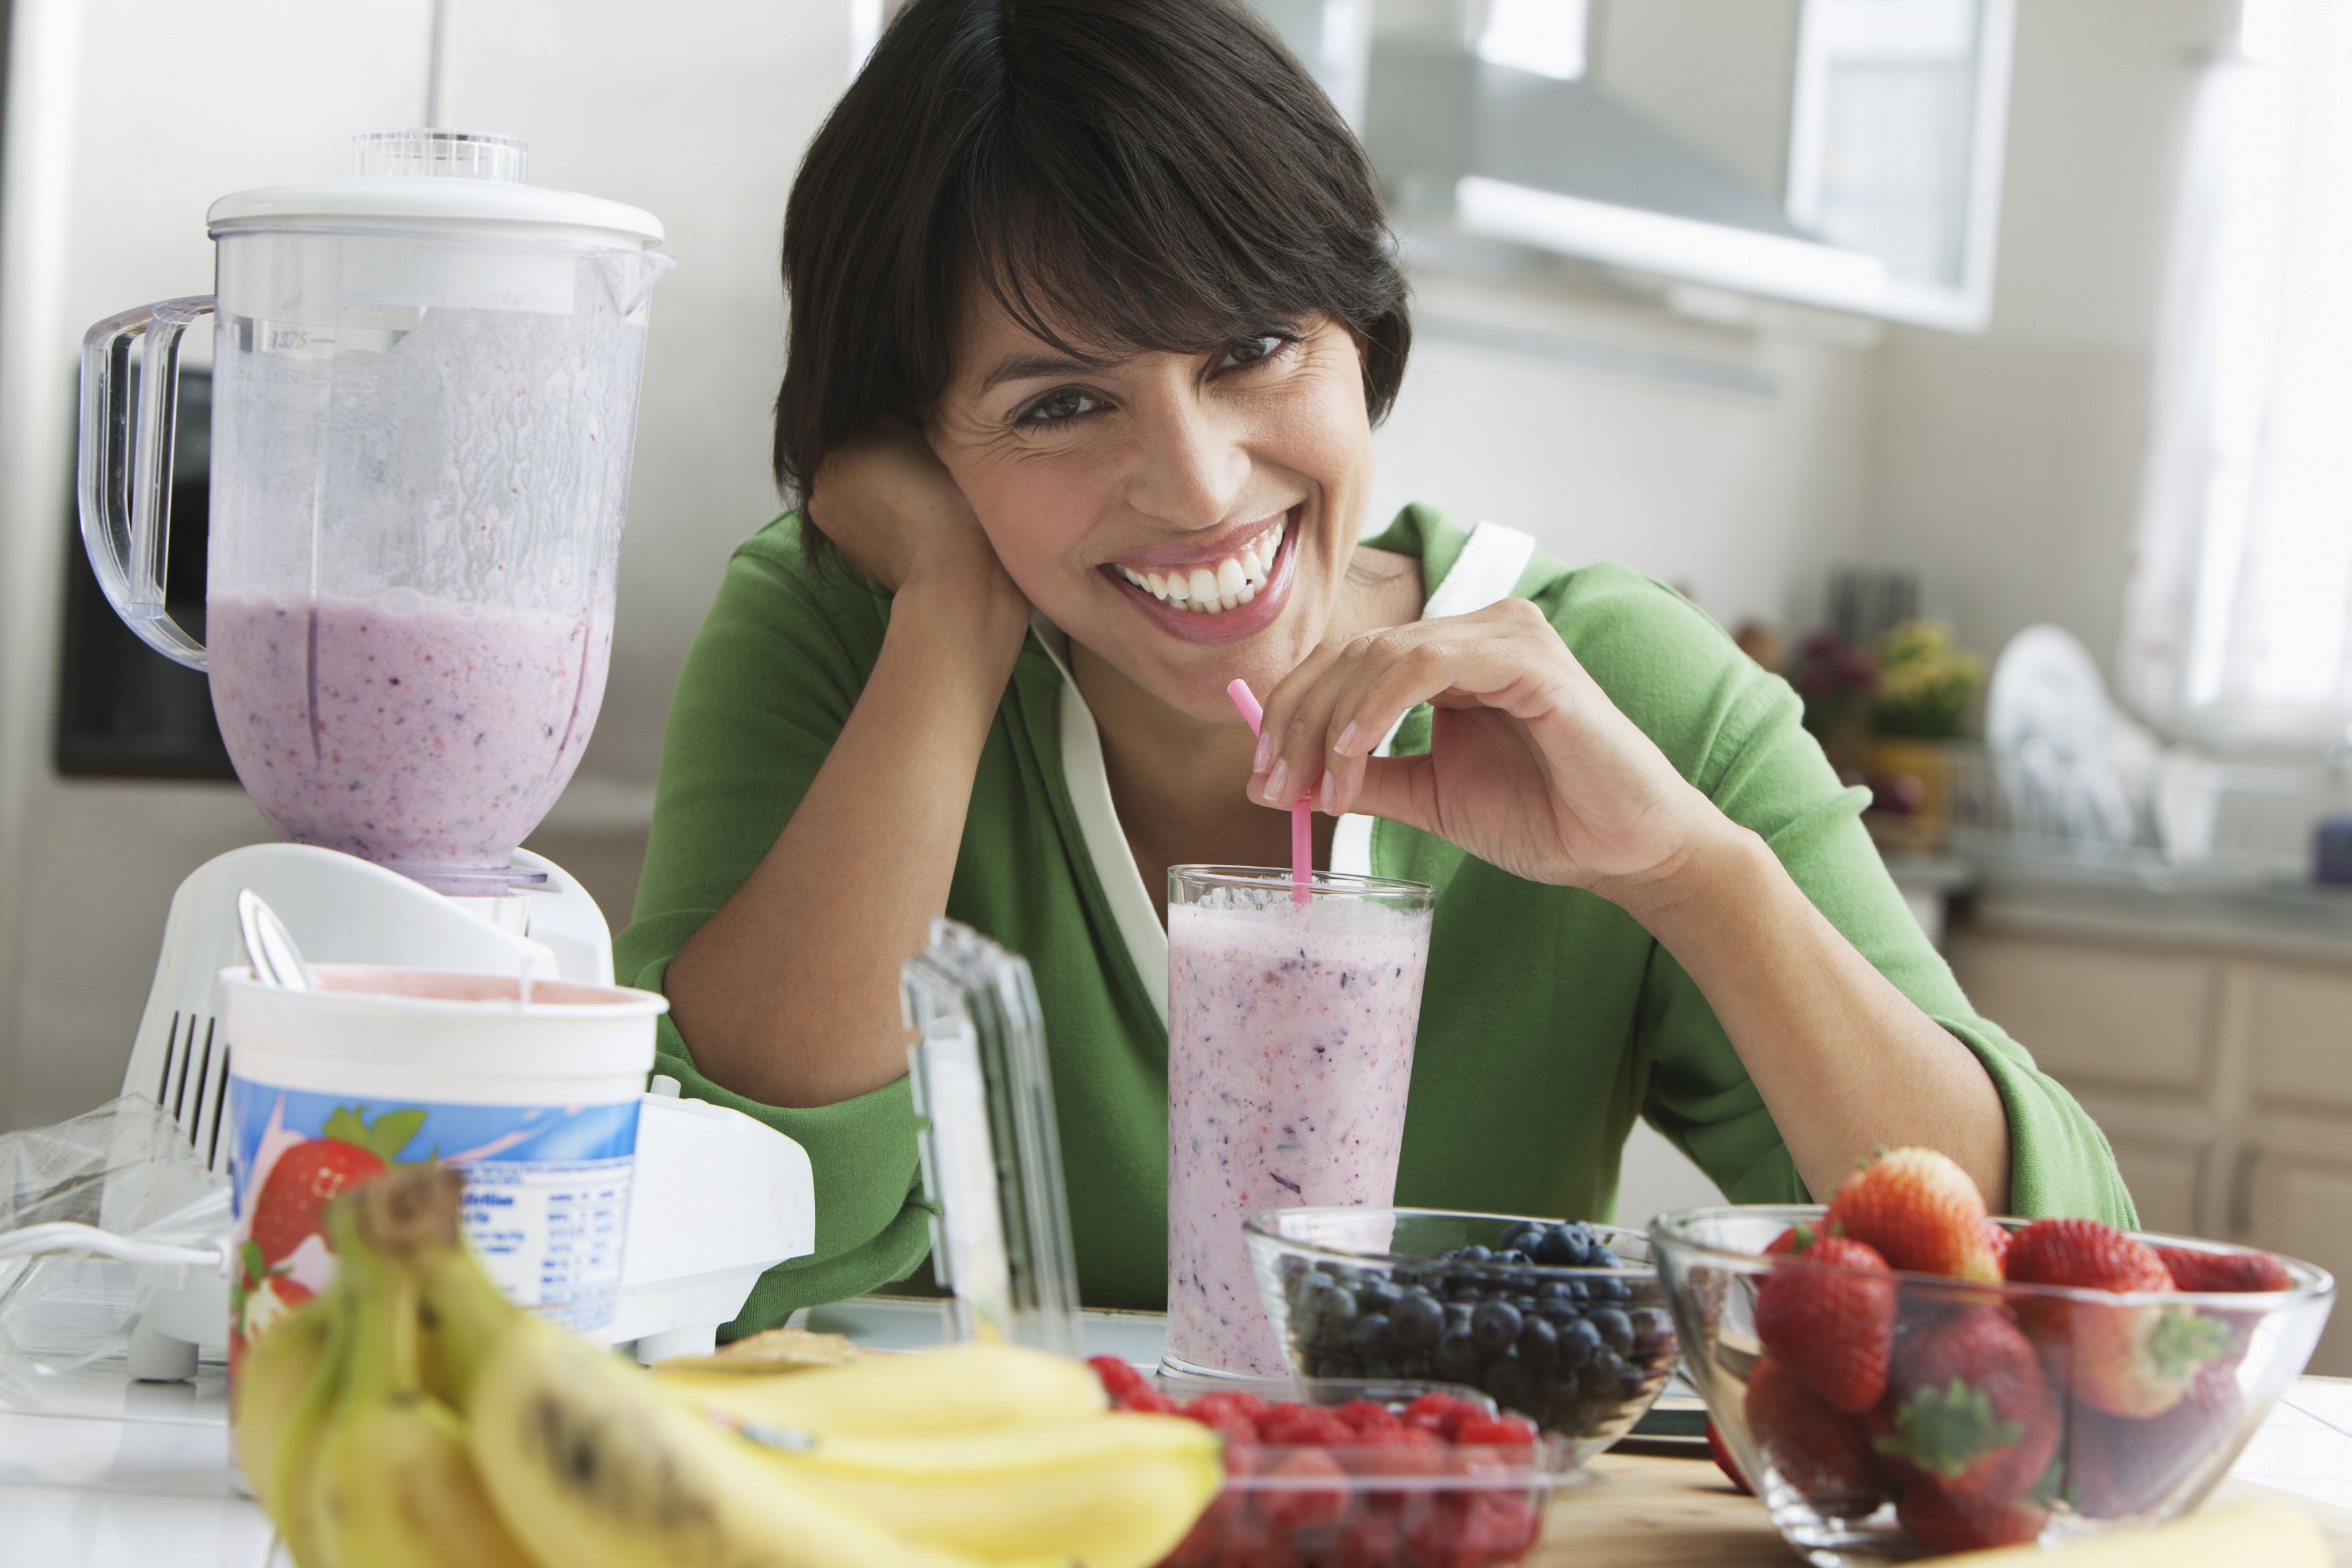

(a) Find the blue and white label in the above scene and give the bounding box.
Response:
[226,1078,639,1348]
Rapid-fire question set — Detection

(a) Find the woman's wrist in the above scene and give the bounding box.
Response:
[890,571,1031,676]
[1594,811,1776,944]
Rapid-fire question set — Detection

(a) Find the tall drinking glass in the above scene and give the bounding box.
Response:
[1164,865,1436,1376]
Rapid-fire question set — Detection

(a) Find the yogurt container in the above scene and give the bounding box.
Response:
[220,964,663,1374]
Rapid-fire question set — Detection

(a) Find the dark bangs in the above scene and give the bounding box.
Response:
[774,0,1411,558]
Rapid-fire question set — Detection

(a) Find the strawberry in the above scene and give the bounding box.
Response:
[1826,1147,2000,1282]
[2006,1219,2230,1418]
[1896,1485,2048,1553]
[2066,1358,2243,1519]
[1871,1309,2058,1500]
[1453,1413,1538,1448]
[247,1137,386,1266]
[2156,1244,2294,1294]
[1984,1219,2013,1273]
[1706,1420,1752,1495]
[1743,1356,1888,1515]
[1754,1230,1896,1412]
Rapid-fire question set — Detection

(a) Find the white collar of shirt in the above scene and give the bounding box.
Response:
[1030,519,1536,1024]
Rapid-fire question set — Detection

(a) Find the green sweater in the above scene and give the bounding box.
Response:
[619,506,2133,1336]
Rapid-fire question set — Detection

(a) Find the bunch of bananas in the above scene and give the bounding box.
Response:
[234,1165,1222,1568]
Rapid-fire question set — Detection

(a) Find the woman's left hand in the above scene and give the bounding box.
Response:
[1250,598,1730,896]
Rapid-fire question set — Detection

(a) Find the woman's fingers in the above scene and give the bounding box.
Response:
[1254,603,1572,815]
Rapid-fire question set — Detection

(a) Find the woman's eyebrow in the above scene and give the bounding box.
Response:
[981,347,1126,392]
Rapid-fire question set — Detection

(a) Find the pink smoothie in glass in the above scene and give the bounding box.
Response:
[206,590,610,887]
[1165,886,1433,1375]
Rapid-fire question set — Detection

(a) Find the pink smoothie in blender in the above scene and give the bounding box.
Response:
[206,590,611,888]
[1164,867,1434,1376]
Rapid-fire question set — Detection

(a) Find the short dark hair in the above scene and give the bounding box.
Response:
[773,0,1412,556]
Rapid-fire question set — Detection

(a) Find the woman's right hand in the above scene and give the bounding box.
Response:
[806,424,1025,613]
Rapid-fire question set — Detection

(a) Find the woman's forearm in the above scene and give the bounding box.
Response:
[664,577,1029,1109]
[1611,823,2013,1211]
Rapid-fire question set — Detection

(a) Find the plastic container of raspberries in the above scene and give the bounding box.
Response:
[1089,1355,1582,1568]
[1243,1206,1677,1461]
[1651,1197,2335,1567]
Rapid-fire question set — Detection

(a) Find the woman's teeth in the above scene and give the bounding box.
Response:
[1115,517,1286,614]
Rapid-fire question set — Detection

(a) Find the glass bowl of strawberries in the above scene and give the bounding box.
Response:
[1649,1149,2335,1566]
[1089,1356,1583,1568]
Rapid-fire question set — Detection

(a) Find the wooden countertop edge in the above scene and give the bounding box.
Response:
[1528,1453,2352,1566]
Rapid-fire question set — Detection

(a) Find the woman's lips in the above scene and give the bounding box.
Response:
[1100,513,1299,646]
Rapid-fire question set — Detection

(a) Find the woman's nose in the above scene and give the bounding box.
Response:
[1120,394,1250,531]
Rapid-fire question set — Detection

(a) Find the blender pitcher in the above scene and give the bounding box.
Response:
[78,131,673,893]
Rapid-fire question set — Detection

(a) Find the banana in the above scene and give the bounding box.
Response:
[305,1192,536,1568]
[233,1296,331,1511]
[733,1411,1222,1568]
[653,1338,1108,1438]
[395,1171,1039,1568]
[266,1273,351,1568]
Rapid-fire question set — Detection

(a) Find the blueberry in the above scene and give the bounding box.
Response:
[1516,1314,1559,1371]
[1312,1284,1359,1340]
[1354,1312,1392,1353]
[1484,1351,1530,1411]
[1286,1270,1329,1315]
[1452,1244,1493,1267]
[1535,1222,1594,1267]
[1434,1326,1480,1381]
[1546,1366,1582,1408]
[1470,1299,1522,1354]
[1444,1300,1472,1330]
[1589,1244,1622,1269]
[1500,1221,1547,1255]
[1629,1307,1675,1354]
[1390,1289,1444,1350]
[1590,1308,1633,1358]
[1490,1248,1532,1269]
[1356,1280,1403,1319]
[1586,1276,1629,1304]
[1556,1317,1602,1367]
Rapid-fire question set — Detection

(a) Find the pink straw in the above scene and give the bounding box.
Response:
[1227,678,1312,905]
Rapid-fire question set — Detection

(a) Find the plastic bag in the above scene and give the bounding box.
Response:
[0,1095,228,1406]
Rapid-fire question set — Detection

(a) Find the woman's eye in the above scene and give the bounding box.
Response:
[1019,387,1104,427]
[1219,333,1294,371]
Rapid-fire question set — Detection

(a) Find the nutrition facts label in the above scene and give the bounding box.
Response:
[460,1157,635,1332]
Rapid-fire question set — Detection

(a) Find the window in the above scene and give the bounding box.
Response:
[2123,0,2352,747]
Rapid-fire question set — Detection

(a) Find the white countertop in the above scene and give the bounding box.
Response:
[3,1302,2347,1567]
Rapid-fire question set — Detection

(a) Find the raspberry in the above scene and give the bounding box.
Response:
[1256,1449,1354,1533]
[1087,1354,1148,1401]
[1402,1392,1476,1438]
[1121,1388,1182,1416]
[1336,1398,1402,1432]
[1454,1414,1539,1448]
[1261,1404,1355,1448]
[1188,1390,1271,1428]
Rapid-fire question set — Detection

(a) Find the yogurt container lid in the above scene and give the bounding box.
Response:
[220,963,669,1018]
[207,130,664,250]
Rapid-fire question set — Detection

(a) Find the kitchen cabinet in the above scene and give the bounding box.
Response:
[1950,927,2352,1375]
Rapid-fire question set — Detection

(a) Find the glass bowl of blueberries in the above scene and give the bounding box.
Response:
[1246,1206,1679,1461]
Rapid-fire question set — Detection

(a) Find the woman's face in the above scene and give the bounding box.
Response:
[928,292,1375,723]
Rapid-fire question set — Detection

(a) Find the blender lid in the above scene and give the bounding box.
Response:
[206,130,664,249]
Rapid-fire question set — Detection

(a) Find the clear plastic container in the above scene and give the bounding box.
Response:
[1144,1373,1580,1568]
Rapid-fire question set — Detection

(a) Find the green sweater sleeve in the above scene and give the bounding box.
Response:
[615,522,935,1331]
[1559,566,2135,1225]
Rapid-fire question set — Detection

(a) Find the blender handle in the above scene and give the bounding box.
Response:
[77,295,216,671]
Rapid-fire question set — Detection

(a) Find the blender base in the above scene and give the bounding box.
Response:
[110,841,814,1374]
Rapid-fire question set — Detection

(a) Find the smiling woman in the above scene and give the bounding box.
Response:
[619,0,2134,1332]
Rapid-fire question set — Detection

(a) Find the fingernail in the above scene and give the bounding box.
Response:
[1253,732,1273,772]
[1334,722,1359,757]
[1318,773,1338,813]
[1265,760,1290,803]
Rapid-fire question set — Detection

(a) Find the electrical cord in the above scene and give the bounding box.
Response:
[0,1222,230,1275]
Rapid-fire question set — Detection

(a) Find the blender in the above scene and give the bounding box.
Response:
[75,131,812,1378]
